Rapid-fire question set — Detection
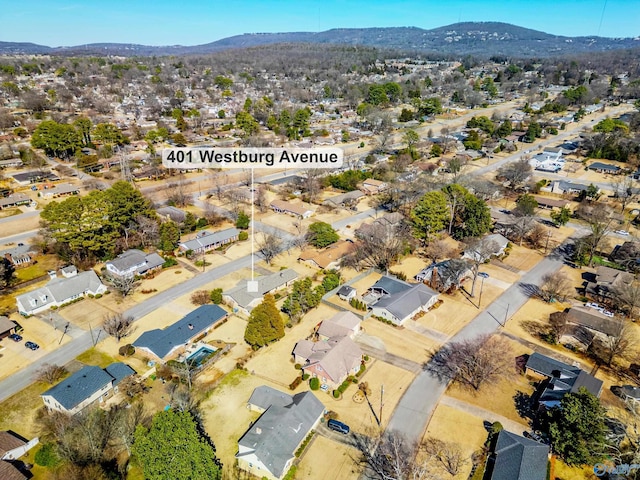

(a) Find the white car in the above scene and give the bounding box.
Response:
[602,310,615,318]
[585,302,600,309]
[615,230,630,236]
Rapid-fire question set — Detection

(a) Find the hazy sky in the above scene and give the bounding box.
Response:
[3,0,639,46]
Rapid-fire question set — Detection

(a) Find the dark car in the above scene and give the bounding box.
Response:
[327,419,350,435]
[8,333,22,342]
[25,341,39,350]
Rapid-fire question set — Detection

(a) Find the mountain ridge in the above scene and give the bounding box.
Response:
[1,21,638,57]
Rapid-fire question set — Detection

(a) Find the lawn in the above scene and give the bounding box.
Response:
[76,347,117,368]
[14,255,62,283]
[0,381,50,438]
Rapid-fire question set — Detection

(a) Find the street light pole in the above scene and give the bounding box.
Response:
[479,276,485,309]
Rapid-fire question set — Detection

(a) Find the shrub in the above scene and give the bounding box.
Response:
[310,377,320,390]
[34,443,61,467]
[294,363,302,370]
[389,270,407,281]
[94,294,103,299]
[289,376,302,390]
[238,231,249,241]
[191,290,210,305]
[210,288,223,304]
[162,256,178,268]
[294,431,315,457]
[333,390,341,398]
[283,466,298,480]
[119,344,135,356]
[302,373,310,381]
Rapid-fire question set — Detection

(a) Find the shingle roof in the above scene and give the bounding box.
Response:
[0,431,26,457]
[317,311,361,338]
[179,228,240,251]
[0,316,16,335]
[133,305,227,359]
[370,275,411,295]
[248,385,295,411]
[373,283,439,321]
[16,270,104,311]
[589,162,621,172]
[0,462,26,480]
[237,390,324,478]
[490,430,549,480]
[270,200,314,217]
[42,366,113,411]
[566,307,623,337]
[224,269,298,310]
[103,362,135,386]
[302,336,362,384]
[298,240,354,269]
[106,249,164,275]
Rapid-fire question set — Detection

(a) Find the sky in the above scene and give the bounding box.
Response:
[2,0,640,47]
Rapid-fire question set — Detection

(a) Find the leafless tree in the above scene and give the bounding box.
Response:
[254,185,269,213]
[107,274,136,297]
[611,176,638,213]
[527,223,549,250]
[166,175,193,207]
[424,238,455,264]
[575,203,615,266]
[190,290,210,306]
[615,281,640,320]
[497,158,532,191]
[423,437,468,477]
[353,431,433,480]
[426,334,512,391]
[135,215,160,248]
[593,321,639,367]
[102,313,135,343]
[118,374,145,399]
[463,237,499,297]
[257,233,283,265]
[300,169,324,203]
[203,204,227,226]
[343,221,411,272]
[540,271,573,302]
[35,364,68,384]
[549,311,568,343]
[290,220,308,249]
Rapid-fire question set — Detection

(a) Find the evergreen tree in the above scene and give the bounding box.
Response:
[158,221,180,252]
[411,190,449,242]
[236,211,250,229]
[307,222,339,248]
[244,294,285,347]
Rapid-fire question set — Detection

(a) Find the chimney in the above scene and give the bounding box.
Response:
[430,267,438,291]
[188,324,194,330]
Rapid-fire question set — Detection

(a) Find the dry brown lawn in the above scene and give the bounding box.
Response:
[501,245,544,271]
[0,215,40,237]
[423,404,489,479]
[296,435,362,480]
[0,381,50,438]
[361,319,439,363]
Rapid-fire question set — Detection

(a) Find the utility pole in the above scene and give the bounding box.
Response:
[544,229,552,253]
[503,303,510,327]
[379,384,384,426]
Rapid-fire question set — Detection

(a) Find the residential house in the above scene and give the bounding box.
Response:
[292,336,363,388]
[530,152,564,173]
[60,265,77,278]
[16,270,107,316]
[554,307,624,351]
[0,158,23,168]
[237,387,324,480]
[463,233,509,262]
[485,430,549,480]
[315,311,361,341]
[525,352,603,408]
[1,243,34,268]
[585,266,634,301]
[370,282,439,325]
[533,195,571,210]
[105,249,164,279]
[588,162,621,175]
[39,183,79,199]
[223,269,298,316]
[298,240,354,270]
[0,193,30,210]
[613,385,640,408]
[359,178,388,195]
[355,212,404,239]
[415,259,473,292]
[0,431,39,480]
[549,180,592,196]
[270,200,314,219]
[336,285,357,301]
[133,304,227,361]
[41,363,135,415]
[156,206,187,223]
[11,171,58,185]
[0,316,18,340]
[610,240,640,271]
[178,228,240,254]
[323,190,364,209]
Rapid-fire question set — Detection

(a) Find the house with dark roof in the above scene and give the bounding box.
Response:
[16,270,107,316]
[323,190,364,209]
[156,205,187,223]
[1,243,34,269]
[133,304,227,361]
[371,282,439,325]
[105,249,164,279]
[0,431,39,480]
[525,352,603,408]
[549,180,592,196]
[554,307,624,351]
[178,228,240,254]
[223,269,298,316]
[41,363,135,415]
[0,193,30,210]
[0,316,18,341]
[237,387,324,480]
[586,266,634,301]
[588,162,621,174]
[336,285,356,301]
[486,430,549,480]
[610,240,640,271]
[11,170,58,185]
[414,259,473,293]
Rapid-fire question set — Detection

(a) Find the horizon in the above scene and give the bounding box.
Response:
[2,0,639,47]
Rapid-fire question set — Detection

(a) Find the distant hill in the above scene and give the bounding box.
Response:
[1,22,638,58]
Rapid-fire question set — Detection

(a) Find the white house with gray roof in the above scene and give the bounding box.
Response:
[223,269,298,316]
[16,270,107,316]
[178,228,240,254]
[237,387,324,480]
[371,282,439,325]
[41,363,135,415]
[105,249,164,279]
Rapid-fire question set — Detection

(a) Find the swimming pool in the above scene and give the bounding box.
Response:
[185,345,217,367]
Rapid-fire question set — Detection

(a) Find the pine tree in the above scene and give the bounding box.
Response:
[244,294,284,348]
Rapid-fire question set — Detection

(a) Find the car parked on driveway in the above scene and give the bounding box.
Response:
[327,419,350,435]
[9,333,22,342]
[25,341,39,350]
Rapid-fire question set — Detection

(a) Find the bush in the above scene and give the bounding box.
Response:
[283,466,297,480]
[118,344,135,356]
[238,231,249,241]
[162,256,178,268]
[210,288,223,304]
[302,373,310,381]
[310,377,320,390]
[294,363,302,370]
[294,431,315,457]
[289,376,302,390]
[191,290,210,305]
[333,390,341,398]
[34,443,61,467]
[94,294,102,299]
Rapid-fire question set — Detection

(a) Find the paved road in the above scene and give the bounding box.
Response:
[0,210,39,225]
[0,229,39,247]
[0,253,255,402]
[385,244,567,445]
